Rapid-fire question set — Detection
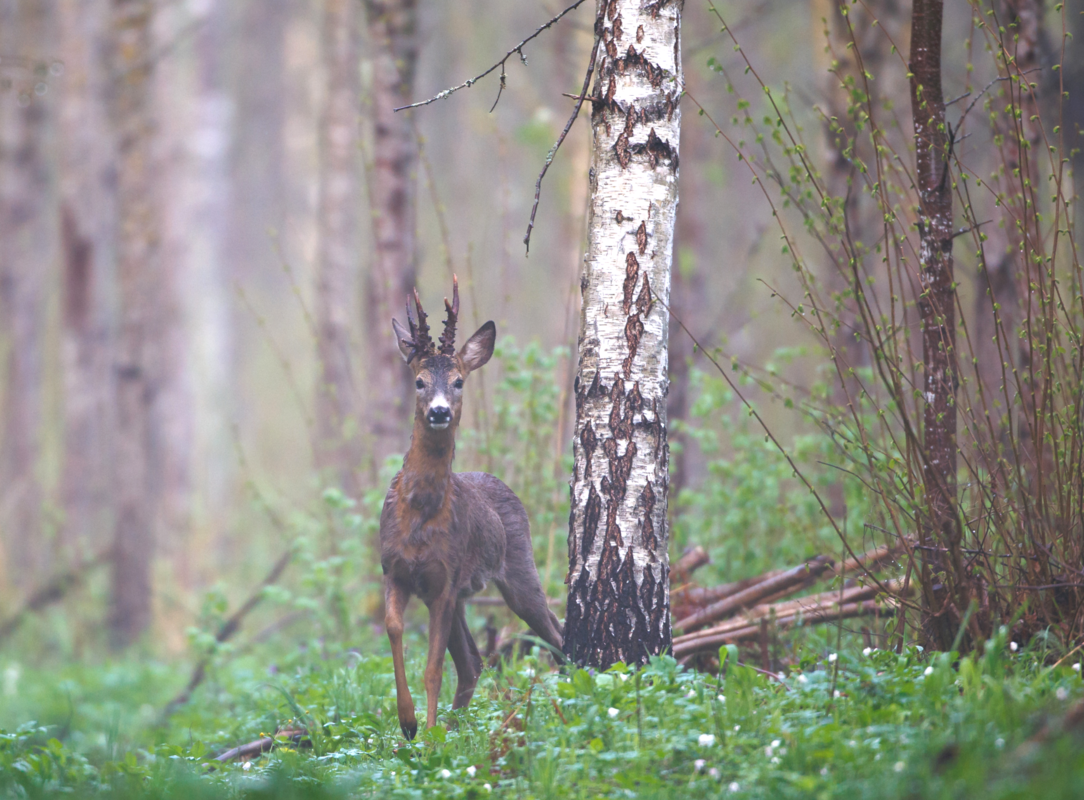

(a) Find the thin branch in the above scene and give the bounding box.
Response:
[523,24,601,254]
[161,547,294,720]
[393,0,590,112]
[0,550,109,645]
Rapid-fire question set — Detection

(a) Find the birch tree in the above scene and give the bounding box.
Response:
[564,0,681,669]
[909,0,964,650]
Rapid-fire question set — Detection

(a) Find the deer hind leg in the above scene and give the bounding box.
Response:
[495,575,564,655]
[447,602,483,709]
[423,592,457,729]
[384,579,417,740]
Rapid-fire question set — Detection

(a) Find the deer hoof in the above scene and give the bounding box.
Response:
[400,717,418,741]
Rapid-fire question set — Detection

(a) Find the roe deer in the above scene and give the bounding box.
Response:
[380,276,563,740]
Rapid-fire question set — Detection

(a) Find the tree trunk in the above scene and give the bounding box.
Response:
[108,0,158,648]
[363,0,419,476]
[564,0,681,669]
[0,0,52,590]
[315,0,362,498]
[56,0,115,565]
[909,0,965,650]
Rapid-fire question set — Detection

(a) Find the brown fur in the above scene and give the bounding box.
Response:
[380,302,563,740]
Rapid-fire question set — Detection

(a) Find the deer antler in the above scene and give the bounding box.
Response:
[405,289,433,363]
[438,275,460,356]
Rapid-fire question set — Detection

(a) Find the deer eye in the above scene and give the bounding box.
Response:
[453,378,463,389]
[415,378,425,390]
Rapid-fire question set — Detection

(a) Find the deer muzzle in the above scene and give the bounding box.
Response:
[426,397,452,429]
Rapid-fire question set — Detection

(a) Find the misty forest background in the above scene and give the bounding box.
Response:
[1,0,1083,682]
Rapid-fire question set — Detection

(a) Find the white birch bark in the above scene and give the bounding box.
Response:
[564,0,682,669]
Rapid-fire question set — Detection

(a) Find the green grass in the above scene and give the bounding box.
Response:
[3,626,1083,798]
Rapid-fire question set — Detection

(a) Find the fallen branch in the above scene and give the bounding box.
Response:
[674,555,834,633]
[673,599,896,658]
[213,727,308,763]
[0,550,109,645]
[673,579,909,646]
[162,547,294,719]
[670,546,711,585]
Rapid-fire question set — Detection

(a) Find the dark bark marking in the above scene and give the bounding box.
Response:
[636,220,647,254]
[640,480,658,551]
[622,252,640,314]
[581,420,598,479]
[622,314,645,378]
[581,483,602,565]
[635,274,653,317]
[636,24,644,43]
[613,14,623,41]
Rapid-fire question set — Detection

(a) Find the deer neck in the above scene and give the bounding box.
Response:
[400,416,457,520]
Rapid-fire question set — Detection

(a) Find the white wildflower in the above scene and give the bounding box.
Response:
[1009,642,1018,652]
[439,769,452,779]
[771,739,781,748]
[771,756,780,765]
[1056,687,1069,701]
[523,667,535,678]
[764,746,774,758]
[797,674,808,684]
[1073,663,1082,673]
[734,725,741,731]
[619,673,629,682]
[708,767,720,778]
[699,733,716,747]
[717,695,726,703]
[484,784,492,792]
[608,707,619,718]
[894,761,905,773]
[834,690,842,698]
[862,647,872,657]
[828,653,837,663]
[694,759,706,772]
[467,766,477,778]
[242,762,251,771]
[820,767,829,776]
[728,781,741,792]
[924,666,934,676]
[686,690,697,699]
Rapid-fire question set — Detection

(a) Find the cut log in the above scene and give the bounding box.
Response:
[672,599,895,658]
[674,555,834,633]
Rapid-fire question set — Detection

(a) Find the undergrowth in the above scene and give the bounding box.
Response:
[3,628,1083,798]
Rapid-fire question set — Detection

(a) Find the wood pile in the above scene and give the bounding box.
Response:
[669,543,906,663]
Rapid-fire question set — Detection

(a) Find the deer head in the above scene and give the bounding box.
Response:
[391,275,495,434]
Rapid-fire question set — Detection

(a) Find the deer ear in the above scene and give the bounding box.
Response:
[391,318,415,364]
[459,321,496,373]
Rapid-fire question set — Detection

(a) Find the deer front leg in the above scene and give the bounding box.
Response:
[423,591,457,730]
[384,579,417,740]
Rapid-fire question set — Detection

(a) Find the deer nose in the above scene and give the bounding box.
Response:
[427,404,452,426]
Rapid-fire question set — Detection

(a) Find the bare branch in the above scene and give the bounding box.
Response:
[393,0,591,112]
[523,24,601,254]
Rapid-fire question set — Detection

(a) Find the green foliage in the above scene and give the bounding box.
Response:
[674,368,874,582]
[3,632,1084,798]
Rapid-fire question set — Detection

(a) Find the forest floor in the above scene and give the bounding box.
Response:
[3,624,1084,798]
